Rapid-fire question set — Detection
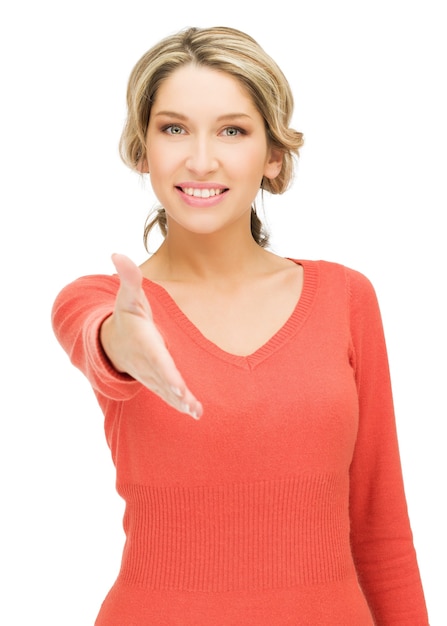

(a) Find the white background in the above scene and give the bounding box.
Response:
[1,0,445,624]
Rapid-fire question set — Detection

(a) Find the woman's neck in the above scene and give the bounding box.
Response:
[141,230,274,284]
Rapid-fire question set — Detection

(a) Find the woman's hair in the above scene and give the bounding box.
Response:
[119,26,304,249]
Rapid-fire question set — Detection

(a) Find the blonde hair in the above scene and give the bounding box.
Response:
[119,26,304,248]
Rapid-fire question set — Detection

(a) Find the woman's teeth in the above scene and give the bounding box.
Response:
[181,187,224,198]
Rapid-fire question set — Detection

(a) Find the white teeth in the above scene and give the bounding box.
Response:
[182,187,223,198]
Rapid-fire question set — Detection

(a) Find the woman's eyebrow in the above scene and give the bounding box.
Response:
[216,113,252,122]
[153,110,252,121]
[153,110,188,119]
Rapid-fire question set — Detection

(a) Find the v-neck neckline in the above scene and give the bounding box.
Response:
[142,259,319,370]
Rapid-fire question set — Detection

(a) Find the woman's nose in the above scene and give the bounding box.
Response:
[185,137,218,176]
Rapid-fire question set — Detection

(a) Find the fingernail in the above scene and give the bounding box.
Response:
[190,409,200,421]
[180,402,200,420]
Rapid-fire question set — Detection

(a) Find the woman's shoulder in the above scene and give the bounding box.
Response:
[55,272,120,295]
[52,273,121,316]
[291,259,380,313]
[292,258,375,288]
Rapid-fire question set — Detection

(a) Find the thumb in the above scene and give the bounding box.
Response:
[111,253,151,316]
[111,253,143,290]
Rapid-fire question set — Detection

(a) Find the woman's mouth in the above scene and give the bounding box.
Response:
[177,186,228,198]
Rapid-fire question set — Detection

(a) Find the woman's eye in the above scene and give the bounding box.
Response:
[223,127,243,137]
[164,124,184,135]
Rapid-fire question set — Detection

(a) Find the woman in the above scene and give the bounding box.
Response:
[52,26,429,625]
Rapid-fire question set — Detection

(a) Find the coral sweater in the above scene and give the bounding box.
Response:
[52,259,429,625]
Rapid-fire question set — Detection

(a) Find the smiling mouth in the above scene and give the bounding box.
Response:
[177,186,228,198]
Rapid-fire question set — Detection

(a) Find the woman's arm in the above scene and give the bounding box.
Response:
[51,254,202,419]
[347,267,429,624]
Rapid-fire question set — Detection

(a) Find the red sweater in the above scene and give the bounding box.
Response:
[52,260,429,625]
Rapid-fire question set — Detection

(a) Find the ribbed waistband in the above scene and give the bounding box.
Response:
[117,474,355,592]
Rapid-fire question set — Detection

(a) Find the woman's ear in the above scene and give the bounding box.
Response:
[137,157,149,174]
[263,147,283,180]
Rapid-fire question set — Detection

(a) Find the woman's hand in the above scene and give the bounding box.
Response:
[100,253,202,420]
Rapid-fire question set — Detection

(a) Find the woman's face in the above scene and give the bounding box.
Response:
[142,64,282,239]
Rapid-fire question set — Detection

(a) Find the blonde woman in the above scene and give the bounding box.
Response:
[52,26,429,625]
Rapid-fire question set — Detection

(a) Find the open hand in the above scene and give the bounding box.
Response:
[100,253,203,420]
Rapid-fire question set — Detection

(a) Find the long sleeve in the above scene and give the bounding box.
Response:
[51,274,141,401]
[347,268,429,624]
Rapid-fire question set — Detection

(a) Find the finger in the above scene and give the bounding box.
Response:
[135,368,203,420]
[152,352,203,420]
[169,383,203,420]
